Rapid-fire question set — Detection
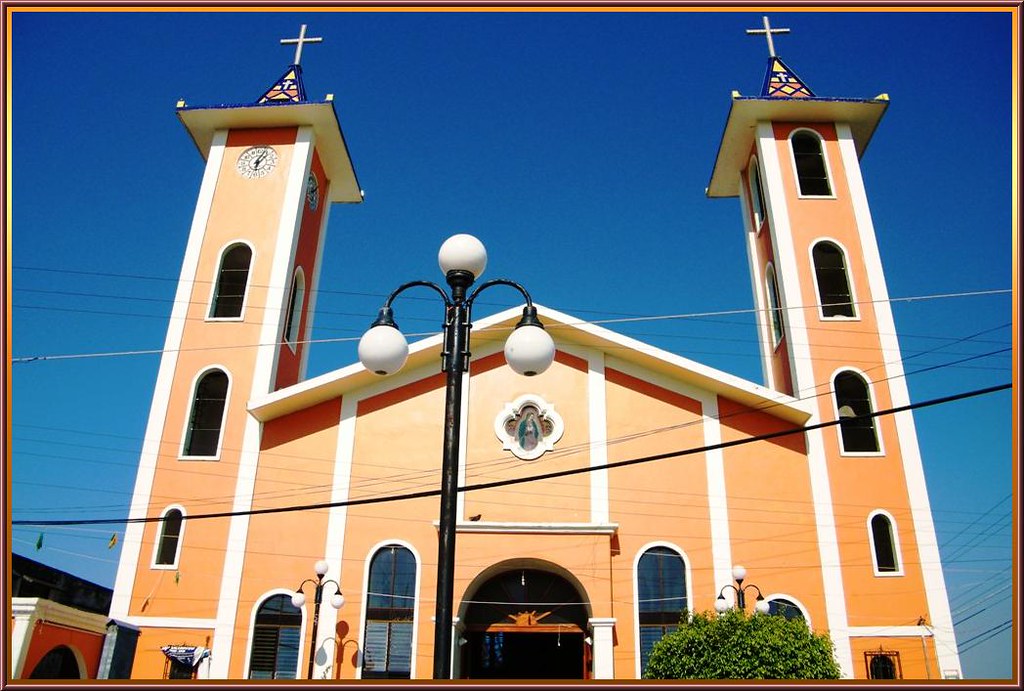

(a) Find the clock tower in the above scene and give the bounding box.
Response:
[706,18,961,679]
[108,26,362,678]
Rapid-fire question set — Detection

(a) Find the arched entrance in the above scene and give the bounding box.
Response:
[29,645,84,679]
[459,568,589,680]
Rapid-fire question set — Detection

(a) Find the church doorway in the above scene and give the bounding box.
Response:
[459,568,590,680]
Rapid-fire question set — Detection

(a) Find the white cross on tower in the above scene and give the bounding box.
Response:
[280,24,323,66]
[745,16,790,58]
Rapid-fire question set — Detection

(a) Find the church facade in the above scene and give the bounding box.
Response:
[108,23,961,681]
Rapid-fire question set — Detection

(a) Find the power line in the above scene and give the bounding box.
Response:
[12,382,1010,528]
[11,288,1011,363]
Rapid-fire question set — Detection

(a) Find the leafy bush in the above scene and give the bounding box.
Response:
[643,608,841,679]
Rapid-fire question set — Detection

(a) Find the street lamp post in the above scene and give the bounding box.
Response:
[291,559,344,679]
[358,234,555,679]
[715,565,771,614]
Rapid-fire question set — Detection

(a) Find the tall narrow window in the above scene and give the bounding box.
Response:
[870,513,900,573]
[813,241,855,317]
[363,545,416,679]
[792,131,832,196]
[283,270,305,346]
[765,264,784,346]
[209,244,252,318]
[834,371,880,453]
[155,507,184,566]
[637,546,687,674]
[183,369,228,457]
[749,160,768,230]
[249,595,302,679]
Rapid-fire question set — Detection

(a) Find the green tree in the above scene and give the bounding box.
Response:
[643,608,842,679]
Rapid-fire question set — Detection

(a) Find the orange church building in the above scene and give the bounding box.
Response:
[109,21,961,681]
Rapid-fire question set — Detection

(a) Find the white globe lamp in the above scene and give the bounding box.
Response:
[291,591,306,609]
[438,234,487,278]
[358,315,409,376]
[505,324,555,377]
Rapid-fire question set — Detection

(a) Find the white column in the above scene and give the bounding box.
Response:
[10,599,39,679]
[588,617,616,679]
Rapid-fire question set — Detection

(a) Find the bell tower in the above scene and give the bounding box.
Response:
[707,17,961,679]
[109,25,362,678]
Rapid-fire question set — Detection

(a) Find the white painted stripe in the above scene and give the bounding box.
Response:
[587,351,610,524]
[109,131,228,620]
[265,126,315,392]
[116,616,218,629]
[757,121,853,677]
[837,123,961,677]
[848,625,933,638]
[311,393,358,679]
[701,395,734,602]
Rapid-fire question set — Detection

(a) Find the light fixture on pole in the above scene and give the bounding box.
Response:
[359,233,555,679]
[715,564,771,614]
[291,559,344,679]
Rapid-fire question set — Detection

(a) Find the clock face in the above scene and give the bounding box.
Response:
[306,173,320,211]
[236,146,278,179]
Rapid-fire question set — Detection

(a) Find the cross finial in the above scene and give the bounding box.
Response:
[280,24,323,66]
[746,16,790,58]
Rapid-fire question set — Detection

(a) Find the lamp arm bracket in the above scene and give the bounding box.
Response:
[384,280,453,310]
[466,278,534,310]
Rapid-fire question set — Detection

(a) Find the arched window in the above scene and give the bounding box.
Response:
[363,545,416,679]
[183,369,228,457]
[749,160,768,230]
[766,597,805,622]
[791,131,832,196]
[812,241,855,317]
[765,264,784,346]
[870,512,900,574]
[283,269,305,346]
[637,546,687,674]
[867,651,901,679]
[209,243,252,319]
[154,507,184,567]
[249,594,302,679]
[834,370,880,453]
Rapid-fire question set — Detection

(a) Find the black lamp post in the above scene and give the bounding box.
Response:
[291,559,344,679]
[358,234,555,679]
[715,565,771,614]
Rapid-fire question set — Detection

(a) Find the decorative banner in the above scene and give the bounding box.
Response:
[161,646,210,668]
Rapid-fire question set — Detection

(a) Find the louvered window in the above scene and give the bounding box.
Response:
[209,243,252,318]
[637,547,687,674]
[362,545,416,679]
[871,514,900,573]
[283,270,305,345]
[155,508,183,566]
[183,370,228,457]
[249,595,301,679]
[835,371,880,453]
[792,131,832,196]
[813,242,855,317]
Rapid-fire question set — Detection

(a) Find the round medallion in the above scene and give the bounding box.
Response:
[236,146,278,179]
[306,172,320,210]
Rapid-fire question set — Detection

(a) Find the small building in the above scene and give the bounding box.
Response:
[10,554,139,679]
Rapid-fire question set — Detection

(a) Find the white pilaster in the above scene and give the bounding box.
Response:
[588,617,616,679]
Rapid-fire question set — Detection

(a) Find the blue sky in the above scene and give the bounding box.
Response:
[8,8,1014,679]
